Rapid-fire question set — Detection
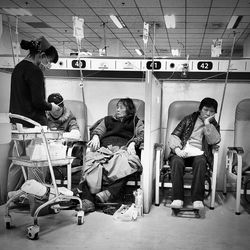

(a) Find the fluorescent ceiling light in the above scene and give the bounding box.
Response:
[227,15,243,29]
[135,49,144,56]
[110,15,126,29]
[3,8,32,16]
[164,14,176,29]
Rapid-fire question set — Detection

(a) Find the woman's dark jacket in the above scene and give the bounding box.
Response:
[9,60,52,127]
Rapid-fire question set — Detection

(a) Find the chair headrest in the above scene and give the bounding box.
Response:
[235,99,250,121]
[63,100,85,119]
[165,101,200,158]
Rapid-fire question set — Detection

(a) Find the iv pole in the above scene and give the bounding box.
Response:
[218,32,236,124]
[73,17,88,142]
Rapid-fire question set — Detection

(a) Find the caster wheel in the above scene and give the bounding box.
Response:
[204,175,211,199]
[6,222,11,229]
[77,211,84,225]
[53,208,60,214]
[4,215,12,229]
[27,225,40,240]
[77,216,83,225]
[28,232,39,240]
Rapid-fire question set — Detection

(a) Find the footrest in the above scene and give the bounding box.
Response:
[171,208,201,218]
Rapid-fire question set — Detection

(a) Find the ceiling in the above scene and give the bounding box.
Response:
[1,0,250,59]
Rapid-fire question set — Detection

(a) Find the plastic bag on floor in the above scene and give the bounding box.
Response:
[113,204,138,221]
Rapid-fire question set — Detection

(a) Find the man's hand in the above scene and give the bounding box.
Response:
[204,114,215,125]
[87,135,100,151]
[127,142,136,155]
[175,147,188,158]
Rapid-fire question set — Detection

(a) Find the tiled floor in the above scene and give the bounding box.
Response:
[0,192,249,250]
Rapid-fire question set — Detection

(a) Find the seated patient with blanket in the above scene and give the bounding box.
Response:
[77,98,144,213]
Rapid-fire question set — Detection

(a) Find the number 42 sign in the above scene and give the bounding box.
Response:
[197,61,213,70]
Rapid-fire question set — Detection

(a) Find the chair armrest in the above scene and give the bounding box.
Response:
[227,147,244,154]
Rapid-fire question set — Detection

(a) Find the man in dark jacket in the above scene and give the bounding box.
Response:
[168,97,221,209]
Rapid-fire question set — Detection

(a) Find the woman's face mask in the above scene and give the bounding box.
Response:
[116,102,127,118]
[39,54,52,71]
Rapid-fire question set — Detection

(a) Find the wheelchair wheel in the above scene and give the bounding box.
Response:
[204,175,211,199]
[244,178,250,203]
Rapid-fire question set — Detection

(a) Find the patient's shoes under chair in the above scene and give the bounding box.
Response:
[95,190,112,203]
[81,199,95,213]
[170,199,184,209]
[193,200,204,209]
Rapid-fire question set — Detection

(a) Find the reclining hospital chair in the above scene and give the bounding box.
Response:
[223,98,250,215]
[155,100,219,209]
[53,100,88,190]
[89,98,145,201]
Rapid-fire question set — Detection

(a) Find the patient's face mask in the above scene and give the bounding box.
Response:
[50,106,63,119]
[200,106,215,121]
[116,102,127,118]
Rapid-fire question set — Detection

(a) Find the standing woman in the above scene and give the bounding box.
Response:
[7,36,60,194]
[9,36,60,127]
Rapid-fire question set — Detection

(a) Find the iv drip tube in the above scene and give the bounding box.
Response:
[218,32,236,124]
[7,15,16,67]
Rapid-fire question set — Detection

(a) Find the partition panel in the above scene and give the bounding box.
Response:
[142,71,162,213]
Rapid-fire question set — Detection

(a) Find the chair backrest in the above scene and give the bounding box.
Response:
[234,99,250,169]
[107,98,145,120]
[165,100,200,158]
[64,100,88,142]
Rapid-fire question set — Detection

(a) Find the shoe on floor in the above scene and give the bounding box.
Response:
[95,190,112,203]
[170,199,183,209]
[193,200,204,209]
[81,199,95,213]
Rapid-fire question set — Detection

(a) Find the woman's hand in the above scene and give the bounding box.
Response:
[175,147,187,158]
[87,135,100,151]
[127,142,136,155]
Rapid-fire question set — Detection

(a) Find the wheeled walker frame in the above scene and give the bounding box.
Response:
[4,113,84,240]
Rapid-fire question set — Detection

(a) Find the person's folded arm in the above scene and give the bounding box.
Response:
[204,124,221,145]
